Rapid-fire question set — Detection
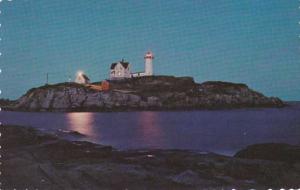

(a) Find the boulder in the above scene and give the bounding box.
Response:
[234,143,300,163]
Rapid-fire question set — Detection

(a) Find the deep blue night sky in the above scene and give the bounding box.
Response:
[0,0,299,100]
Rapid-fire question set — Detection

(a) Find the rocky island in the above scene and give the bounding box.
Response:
[1,125,299,189]
[4,76,284,112]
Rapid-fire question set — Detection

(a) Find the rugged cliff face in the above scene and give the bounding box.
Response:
[11,76,284,112]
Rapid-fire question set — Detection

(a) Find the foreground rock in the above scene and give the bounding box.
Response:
[5,76,284,112]
[235,143,300,163]
[1,125,299,190]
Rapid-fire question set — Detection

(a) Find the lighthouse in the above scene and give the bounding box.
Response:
[111,51,155,79]
[144,51,154,76]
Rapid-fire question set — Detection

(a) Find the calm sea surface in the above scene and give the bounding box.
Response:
[1,103,300,156]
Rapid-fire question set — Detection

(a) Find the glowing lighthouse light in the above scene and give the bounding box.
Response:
[144,51,154,76]
[75,70,90,84]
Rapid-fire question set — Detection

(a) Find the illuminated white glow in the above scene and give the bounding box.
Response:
[75,70,87,84]
[77,70,84,76]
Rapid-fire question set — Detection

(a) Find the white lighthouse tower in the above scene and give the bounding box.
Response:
[144,51,154,76]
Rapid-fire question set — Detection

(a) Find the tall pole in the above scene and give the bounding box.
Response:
[46,73,49,85]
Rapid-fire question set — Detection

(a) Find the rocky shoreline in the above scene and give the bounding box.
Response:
[2,76,285,112]
[1,125,299,189]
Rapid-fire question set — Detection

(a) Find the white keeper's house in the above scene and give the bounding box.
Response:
[109,59,131,79]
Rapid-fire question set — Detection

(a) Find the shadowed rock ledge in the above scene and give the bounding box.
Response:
[1,125,299,189]
[235,143,300,163]
[5,76,284,112]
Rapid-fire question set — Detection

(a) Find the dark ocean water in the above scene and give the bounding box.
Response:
[1,103,300,156]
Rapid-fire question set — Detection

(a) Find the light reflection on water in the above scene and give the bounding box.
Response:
[137,111,164,148]
[66,112,96,138]
[1,103,300,156]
